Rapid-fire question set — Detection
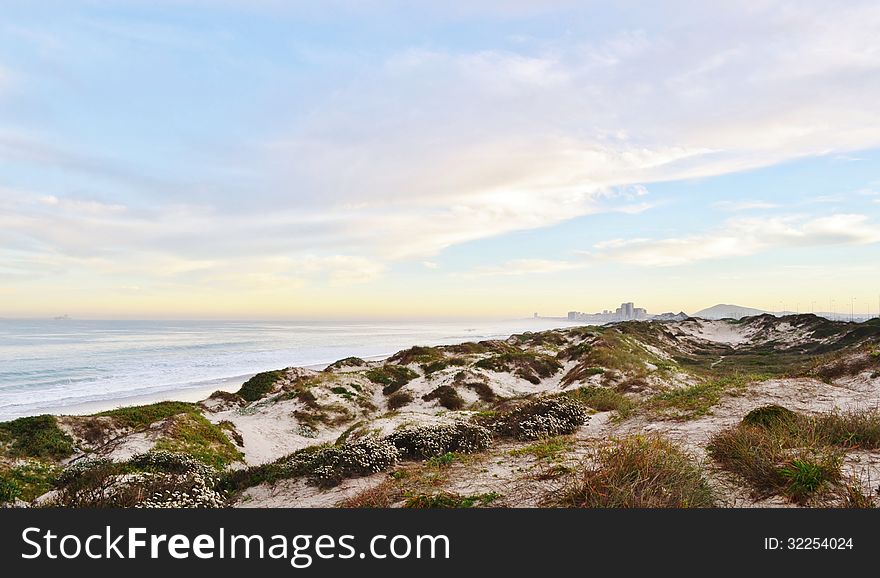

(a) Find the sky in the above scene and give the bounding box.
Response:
[1,0,879,320]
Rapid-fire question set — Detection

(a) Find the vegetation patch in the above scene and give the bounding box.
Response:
[565,386,635,417]
[421,357,467,376]
[388,346,444,365]
[422,385,465,410]
[483,397,588,440]
[556,435,715,508]
[509,436,573,462]
[387,391,414,410]
[96,401,198,430]
[475,351,562,384]
[220,437,399,491]
[386,423,492,460]
[647,374,755,420]
[366,365,419,395]
[236,370,286,402]
[53,451,225,508]
[403,491,500,508]
[324,357,367,371]
[153,413,244,469]
[0,415,75,460]
[0,460,60,503]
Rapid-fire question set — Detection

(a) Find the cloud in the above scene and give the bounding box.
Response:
[713,200,780,212]
[591,213,880,266]
[4,1,880,294]
[460,258,586,277]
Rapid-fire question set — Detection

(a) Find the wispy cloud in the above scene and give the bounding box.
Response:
[459,258,586,278]
[714,200,779,212]
[591,214,880,267]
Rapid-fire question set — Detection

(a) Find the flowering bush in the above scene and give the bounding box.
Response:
[486,398,588,440]
[54,451,225,508]
[386,423,492,460]
[281,437,400,487]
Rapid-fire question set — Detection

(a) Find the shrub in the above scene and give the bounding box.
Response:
[388,346,443,365]
[0,475,20,503]
[485,398,588,440]
[421,357,467,376]
[403,491,500,508]
[324,357,367,371]
[222,438,400,491]
[707,424,844,504]
[742,405,800,429]
[152,413,244,469]
[366,365,419,395]
[236,370,286,402]
[422,386,465,410]
[96,401,198,429]
[811,409,880,449]
[54,451,225,508]
[337,478,403,508]
[778,458,839,503]
[387,391,414,410]
[0,460,59,503]
[463,381,497,402]
[475,352,561,384]
[0,415,75,460]
[557,435,715,508]
[386,423,492,460]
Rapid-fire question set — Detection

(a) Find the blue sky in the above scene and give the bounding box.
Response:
[1,1,879,319]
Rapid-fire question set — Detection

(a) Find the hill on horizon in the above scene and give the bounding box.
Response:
[692,303,771,320]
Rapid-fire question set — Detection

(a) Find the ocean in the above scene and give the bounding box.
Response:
[0,318,574,421]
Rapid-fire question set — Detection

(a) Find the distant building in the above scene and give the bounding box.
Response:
[566,301,650,323]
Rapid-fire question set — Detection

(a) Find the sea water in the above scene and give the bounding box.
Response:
[0,318,574,421]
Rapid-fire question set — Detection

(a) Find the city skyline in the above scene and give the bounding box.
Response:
[1,2,880,319]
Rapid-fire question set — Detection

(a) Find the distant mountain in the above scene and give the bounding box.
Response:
[651,311,689,321]
[692,304,770,320]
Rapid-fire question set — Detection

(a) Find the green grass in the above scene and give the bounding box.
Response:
[421,357,467,376]
[509,436,573,462]
[565,386,635,417]
[95,401,198,429]
[153,413,244,469]
[236,370,286,402]
[706,407,868,504]
[555,435,716,508]
[365,365,419,395]
[648,374,757,420]
[0,415,75,460]
[0,460,60,503]
[403,491,500,508]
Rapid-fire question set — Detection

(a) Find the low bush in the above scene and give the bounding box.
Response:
[484,398,588,440]
[386,423,492,460]
[96,401,198,429]
[463,381,497,402]
[324,357,367,371]
[707,423,844,504]
[421,357,467,376]
[54,451,225,508]
[152,413,244,469]
[0,460,59,503]
[422,386,465,410]
[557,435,716,508]
[365,365,419,395]
[0,415,75,460]
[221,437,399,491]
[475,352,561,384]
[387,391,414,410]
[236,370,286,402]
[742,405,800,429]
